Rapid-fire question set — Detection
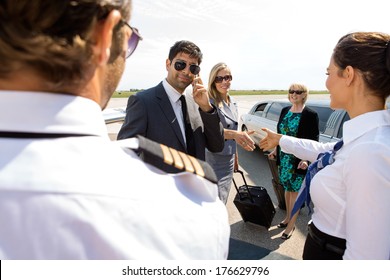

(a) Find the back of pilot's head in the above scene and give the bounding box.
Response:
[0,0,131,90]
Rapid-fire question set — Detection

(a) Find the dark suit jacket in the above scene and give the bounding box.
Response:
[117,82,224,173]
[276,105,319,175]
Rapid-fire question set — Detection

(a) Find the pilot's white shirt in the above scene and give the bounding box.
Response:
[0,90,230,260]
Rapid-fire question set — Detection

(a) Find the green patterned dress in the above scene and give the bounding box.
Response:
[278,111,305,192]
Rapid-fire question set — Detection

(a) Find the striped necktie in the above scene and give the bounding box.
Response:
[291,139,344,217]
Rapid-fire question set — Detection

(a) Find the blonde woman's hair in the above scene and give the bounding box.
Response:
[288,83,309,104]
[207,62,231,108]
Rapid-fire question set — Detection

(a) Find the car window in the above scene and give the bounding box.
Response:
[253,103,267,117]
[337,112,350,139]
[309,106,334,133]
[266,102,288,122]
[323,110,344,138]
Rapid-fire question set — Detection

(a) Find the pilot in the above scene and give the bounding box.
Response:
[0,0,230,259]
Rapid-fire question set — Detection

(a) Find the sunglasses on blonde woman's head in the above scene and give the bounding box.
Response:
[121,20,142,59]
[174,60,201,75]
[214,75,233,83]
[288,89,305,95]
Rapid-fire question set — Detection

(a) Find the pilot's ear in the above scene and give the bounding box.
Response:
[92,10,121,66]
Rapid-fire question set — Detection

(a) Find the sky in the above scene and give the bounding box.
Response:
[117,0,390,91]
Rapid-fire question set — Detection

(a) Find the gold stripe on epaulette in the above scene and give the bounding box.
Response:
[169,147,184,170]
[160,144,174,165]
[187,155,205,178]
[178,151,195,173]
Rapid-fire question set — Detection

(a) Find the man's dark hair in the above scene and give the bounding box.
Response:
[168,40,203,64]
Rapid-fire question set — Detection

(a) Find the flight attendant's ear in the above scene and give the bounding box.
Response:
[344,65,355,86]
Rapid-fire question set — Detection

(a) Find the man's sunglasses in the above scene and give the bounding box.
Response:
[214,75,233,83]
[122,21,142,59]
[174,60,201,75]
[288,90,305,95]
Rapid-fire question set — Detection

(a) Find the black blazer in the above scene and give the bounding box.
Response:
[276,105,319,174]
[117,82,224,173]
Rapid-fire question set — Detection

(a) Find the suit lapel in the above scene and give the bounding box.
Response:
[155,84,186,148]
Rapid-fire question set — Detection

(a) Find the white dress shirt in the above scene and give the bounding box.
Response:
[162,79,186,142]
[280,109,390,259]
[0,90,230,260]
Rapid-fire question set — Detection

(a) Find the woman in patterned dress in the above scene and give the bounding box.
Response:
[268,83,319,239]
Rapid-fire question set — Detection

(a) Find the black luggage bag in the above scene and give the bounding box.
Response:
[266,155,286,210]
[233,170,275,229]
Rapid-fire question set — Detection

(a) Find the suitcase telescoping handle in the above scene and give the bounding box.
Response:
[233,169,255,203]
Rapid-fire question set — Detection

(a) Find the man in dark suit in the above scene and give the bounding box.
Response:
[117,40,224,173]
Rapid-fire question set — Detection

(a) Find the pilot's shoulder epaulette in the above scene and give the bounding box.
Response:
[135,135,217,184]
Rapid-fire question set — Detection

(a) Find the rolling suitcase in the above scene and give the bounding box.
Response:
[266,155,286,210]
[233,170,275,228]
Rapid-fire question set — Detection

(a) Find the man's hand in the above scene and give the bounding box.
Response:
[192,76,213,112]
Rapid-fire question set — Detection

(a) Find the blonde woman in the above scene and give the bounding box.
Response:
[205,62,255,204]
[268,83,319,239]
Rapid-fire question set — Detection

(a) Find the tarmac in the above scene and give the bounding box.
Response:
[228,161,312,260]
[106,96,316,260]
